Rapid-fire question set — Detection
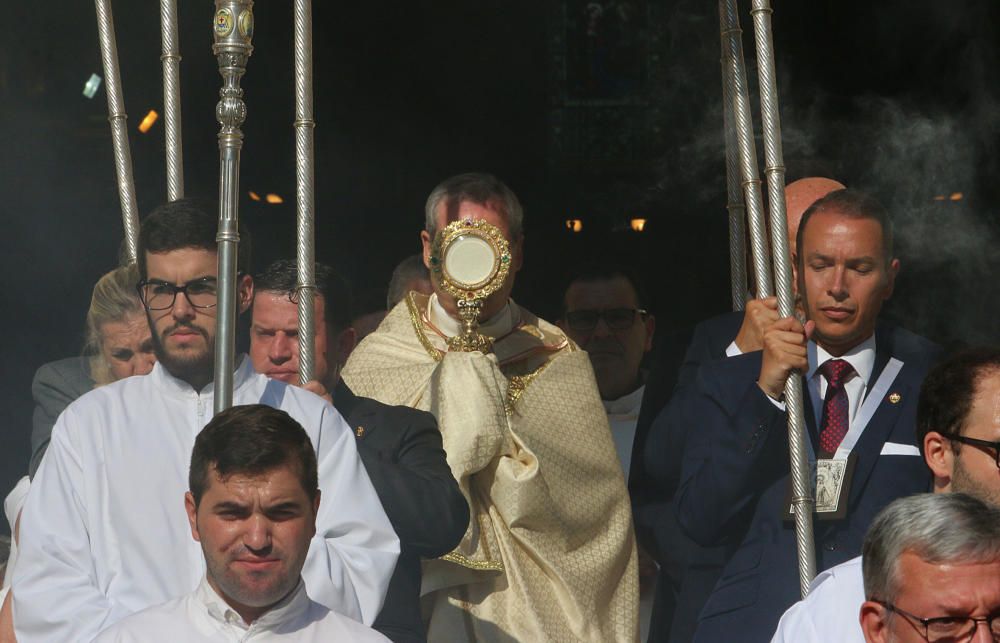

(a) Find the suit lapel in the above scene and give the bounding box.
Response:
[845,325,905,509]
[334,381,378,439]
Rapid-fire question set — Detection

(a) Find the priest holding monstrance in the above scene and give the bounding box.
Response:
[342,173,639,642]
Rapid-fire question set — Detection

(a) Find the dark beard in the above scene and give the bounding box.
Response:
[953,454,1000,509]
[150,320,215,389]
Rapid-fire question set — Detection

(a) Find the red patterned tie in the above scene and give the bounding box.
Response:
[818,359,856,453]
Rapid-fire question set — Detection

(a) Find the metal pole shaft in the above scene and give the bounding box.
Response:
[212,0,254,414]
[719,0,747,312]
[293,0,317,385]
[721,0,772,298]
[751,0,816,597]
[160,0,184,201]
[94,0,140,264]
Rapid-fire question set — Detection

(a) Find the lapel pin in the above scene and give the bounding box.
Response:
[888,393,901,405]
[355,425,366,438]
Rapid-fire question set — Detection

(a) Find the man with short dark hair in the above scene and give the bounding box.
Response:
[251,261,356,395]
[677,189,940,641]
[637,176,846,642]
[859,493,1000,643]
[250,259,468,643]
[12,200,398,643]
[771,347,1000,642]
[94,404,390,642]
[342,173,638,642]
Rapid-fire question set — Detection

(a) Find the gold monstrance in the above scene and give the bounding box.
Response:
[429,219,512,353]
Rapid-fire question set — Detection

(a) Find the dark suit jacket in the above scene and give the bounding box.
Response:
[333,382,469,643]
[30,357,95,478]
[635,311,743,642]
[676,324,940,642]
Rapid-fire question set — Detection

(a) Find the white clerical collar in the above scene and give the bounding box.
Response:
[603,384,645,416]
[427,292,519,339]
[151,354,255,398]
[807,334,876,386]
[197,575,310,631]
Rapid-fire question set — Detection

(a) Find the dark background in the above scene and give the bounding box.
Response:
[1,1,998,531]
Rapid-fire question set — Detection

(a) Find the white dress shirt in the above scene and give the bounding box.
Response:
[602,385,645,477]
[807,335,876,433]
[603,384,653,640]
[12,357,399,643]
[770,556,865,643]
[93,577,391,642]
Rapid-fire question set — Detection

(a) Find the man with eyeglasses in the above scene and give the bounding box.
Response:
[771,347,1000,642]
[859,493,1000,643]
[560,265,655,473]
[11,199,399,643]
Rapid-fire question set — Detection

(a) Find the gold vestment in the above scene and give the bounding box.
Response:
[342,293,638,642]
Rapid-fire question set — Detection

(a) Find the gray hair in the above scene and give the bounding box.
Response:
[862,493,1000,602]
[386,253,429,309]
[423,172,524,239]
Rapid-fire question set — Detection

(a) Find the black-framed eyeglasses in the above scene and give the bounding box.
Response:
[137,277,219,311]
[939,432,1000,470]
[565,308,647,332]
[874,599,1000,642]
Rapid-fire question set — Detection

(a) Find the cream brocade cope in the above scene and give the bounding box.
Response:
[342,293,639,643]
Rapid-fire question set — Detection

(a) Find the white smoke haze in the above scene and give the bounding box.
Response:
[640,0,1000,350]
[840,96,1000,348]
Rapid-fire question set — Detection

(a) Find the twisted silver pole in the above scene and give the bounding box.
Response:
[94,0,140,264]
[719,0,747,312]
[160,0,184,201]
[212,0,254,414]
[751,0,816,597]
[721,0,771,298]
[293,0,317,385]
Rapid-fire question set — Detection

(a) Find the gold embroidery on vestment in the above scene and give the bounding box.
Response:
[442,550,504,572]
[405,292,444,362]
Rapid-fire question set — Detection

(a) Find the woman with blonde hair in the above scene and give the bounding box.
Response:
[82,263,156,387]
[27,264,155,476]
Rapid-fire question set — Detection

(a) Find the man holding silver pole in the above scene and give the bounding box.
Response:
[675,189,940,642]
[636,176,843,642]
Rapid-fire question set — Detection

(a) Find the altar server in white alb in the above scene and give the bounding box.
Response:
[94,404,391,642]
[11,200,398,643]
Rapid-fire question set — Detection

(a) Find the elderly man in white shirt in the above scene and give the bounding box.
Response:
[771,347,1000,642]
[11,200,398,643]
[95,404,390,642]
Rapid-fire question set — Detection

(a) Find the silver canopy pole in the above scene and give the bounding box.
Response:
[721,0,772,298]
[750,0,817,597]
[293,0,317,385]
[212,0,254,414]
[94,0,140,264]
[160,0,185,201]
[719,0,747,312]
